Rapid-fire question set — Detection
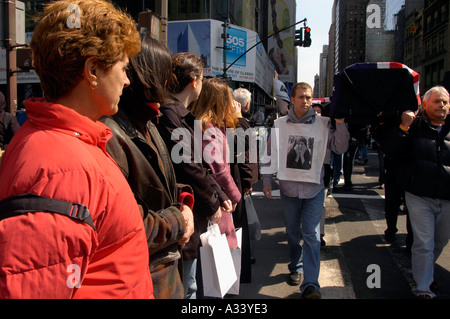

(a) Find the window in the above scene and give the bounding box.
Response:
[439,32,445,52]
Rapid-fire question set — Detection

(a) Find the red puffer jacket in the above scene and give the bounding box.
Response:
[0,98,153,299]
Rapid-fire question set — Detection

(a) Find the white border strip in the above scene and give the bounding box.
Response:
[251,190,384,200]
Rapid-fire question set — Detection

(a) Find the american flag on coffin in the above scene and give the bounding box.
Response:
[330,62,421,125]
[312,97,330,104]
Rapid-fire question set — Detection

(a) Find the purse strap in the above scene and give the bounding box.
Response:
[0,193,96,231]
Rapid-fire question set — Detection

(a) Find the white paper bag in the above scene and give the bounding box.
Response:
[200,223,237,298]
[227,228,242,295]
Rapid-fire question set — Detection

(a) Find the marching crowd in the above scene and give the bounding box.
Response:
[0,0,449,300]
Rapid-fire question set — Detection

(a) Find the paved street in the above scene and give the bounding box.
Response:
[236,149,450,299]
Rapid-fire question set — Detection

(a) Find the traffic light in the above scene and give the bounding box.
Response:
[221,20,231,40]
[303,27,312,47]
[294,28,303,46]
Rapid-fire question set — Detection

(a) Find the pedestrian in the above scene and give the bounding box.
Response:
[100,35,195,299]
[156,52,233,299]
[0,91,20,151]
[190,78,241,251]
[261,82,349,299]
[231,88,259,281]
[379,85,450,299]
[233,88,253,119]
[341,123,370,191]
[313,103,331,246]
[0,0,153,298]
[372,118,413,250]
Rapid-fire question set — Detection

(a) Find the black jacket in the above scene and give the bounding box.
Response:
[156,99,229,259]
[101,109,189,299]
[379,113,450,200]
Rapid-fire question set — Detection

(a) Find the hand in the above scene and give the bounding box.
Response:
[209,206,222,224]
[243,188,252,195]
[178,204,194,248]
[263,185,273,199]
[335,118,345,124]
[220,199,233,213]
[401,110,416,128]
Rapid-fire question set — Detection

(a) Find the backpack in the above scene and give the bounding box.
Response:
[0,193,96,231]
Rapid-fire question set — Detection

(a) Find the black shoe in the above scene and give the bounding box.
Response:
[287,272,301,286]
[384,230,396,243]
[430,281,438,293]
[320,234,326,247]
[301,285,321,299]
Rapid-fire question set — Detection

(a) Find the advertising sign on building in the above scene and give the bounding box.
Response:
[268,0,296,84]
[168,19,275,97]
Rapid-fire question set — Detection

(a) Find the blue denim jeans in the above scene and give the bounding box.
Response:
[281,188,324,291]
[183,258,197,299]
[405,191,450,297]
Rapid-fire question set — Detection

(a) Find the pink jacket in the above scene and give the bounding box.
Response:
[202,123,241,250]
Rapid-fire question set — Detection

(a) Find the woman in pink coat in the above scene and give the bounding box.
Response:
[190,78,242,250]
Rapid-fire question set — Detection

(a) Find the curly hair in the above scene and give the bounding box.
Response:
[190,78,238,131]
[30,0,141,100]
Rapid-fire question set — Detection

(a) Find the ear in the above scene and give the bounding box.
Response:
[83,57,98,86]
[190,78,197,89]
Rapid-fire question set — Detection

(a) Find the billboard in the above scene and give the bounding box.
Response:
[268,0,296,83]
[168,19,275,96]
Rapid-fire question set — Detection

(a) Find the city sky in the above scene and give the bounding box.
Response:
[296,0,405,94]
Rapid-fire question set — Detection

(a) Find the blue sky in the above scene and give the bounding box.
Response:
[296,0,334,88]
[295,0,405,90]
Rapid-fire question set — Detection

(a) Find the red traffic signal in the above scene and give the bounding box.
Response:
[303,27,312,47]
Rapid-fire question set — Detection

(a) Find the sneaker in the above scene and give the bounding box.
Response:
[320,234,326,247]
[287,272,302,286]
[384,228,397,243]
[430,281,438,293]
[301,285,321,299]
[416,293,434,299]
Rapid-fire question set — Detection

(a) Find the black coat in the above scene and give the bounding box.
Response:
[378,113,450,200]
[101,109,189,299]
[156,99,229,260]
[230,117,259,283]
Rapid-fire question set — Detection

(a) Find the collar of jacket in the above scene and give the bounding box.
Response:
[24,97,112,150]
[161,97,191,118]
[287,106,316,124]
[421,110,450,128]
[112,109,147,141]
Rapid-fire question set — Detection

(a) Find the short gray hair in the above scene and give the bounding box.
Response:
[423,86,449,103]
[232,88,252,107]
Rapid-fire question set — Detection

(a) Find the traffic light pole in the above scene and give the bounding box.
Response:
[222,18,307,77]
[6,0,17,115]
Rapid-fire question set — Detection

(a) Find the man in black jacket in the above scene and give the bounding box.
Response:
[381,86,450,299]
